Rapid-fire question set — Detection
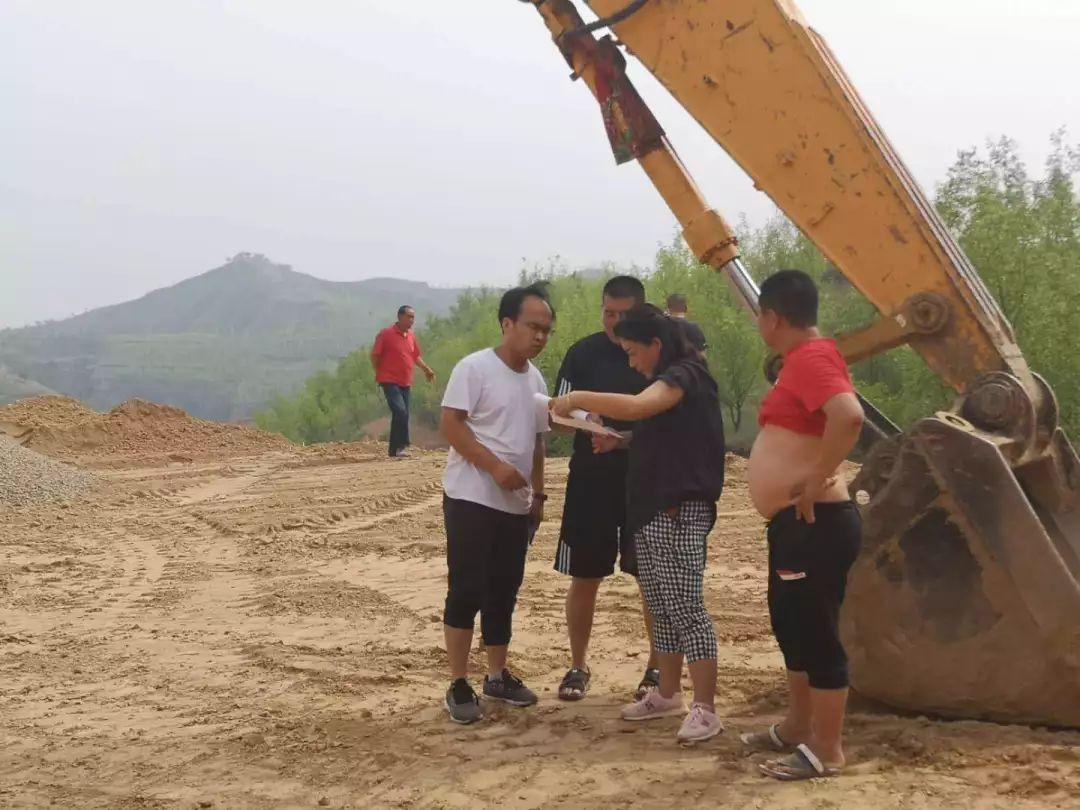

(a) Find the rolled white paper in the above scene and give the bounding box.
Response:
[533,392,552,424]
[533,392,597,425]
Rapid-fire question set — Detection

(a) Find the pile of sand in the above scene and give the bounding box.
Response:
[0,395,100,434]
[25,398,291,465]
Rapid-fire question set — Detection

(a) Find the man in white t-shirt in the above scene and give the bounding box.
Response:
[439,283,554,724]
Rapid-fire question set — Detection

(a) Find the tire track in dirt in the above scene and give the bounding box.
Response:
[321,480,444,535]
[5,445,1080,808]
[168,453,290,505]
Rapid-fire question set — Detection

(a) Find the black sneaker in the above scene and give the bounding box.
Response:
[445,678,483,724]
[483,669,538,707]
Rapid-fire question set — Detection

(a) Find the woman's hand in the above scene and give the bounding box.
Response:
[549,393,575,418]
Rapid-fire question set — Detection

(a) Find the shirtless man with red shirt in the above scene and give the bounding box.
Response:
[741,270,865,781]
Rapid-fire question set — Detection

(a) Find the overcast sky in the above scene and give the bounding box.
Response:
[3,0,1078,328]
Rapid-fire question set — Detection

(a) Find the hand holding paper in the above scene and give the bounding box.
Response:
[534,393,622,438]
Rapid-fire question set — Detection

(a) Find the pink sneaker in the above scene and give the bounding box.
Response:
[620,691,686,721]
[677,703,724,742]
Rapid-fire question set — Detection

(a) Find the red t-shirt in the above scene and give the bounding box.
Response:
[373,325,421,387]
[758,338,854,437]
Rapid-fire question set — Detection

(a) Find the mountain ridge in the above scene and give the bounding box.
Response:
[0,254,462,420]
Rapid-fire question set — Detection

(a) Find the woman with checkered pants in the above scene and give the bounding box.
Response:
[550,303,726,743]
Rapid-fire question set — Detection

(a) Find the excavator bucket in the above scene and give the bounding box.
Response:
[849,412,1080,726]
[523,0,1080,725]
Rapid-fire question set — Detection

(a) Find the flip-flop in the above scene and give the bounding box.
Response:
[759,743,842,781]
[739,723,792,753]
[558,667,591,701]
[634,667,660,700]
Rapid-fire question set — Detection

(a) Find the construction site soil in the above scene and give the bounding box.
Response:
[0,396,290,468]
[1,396,1077,808]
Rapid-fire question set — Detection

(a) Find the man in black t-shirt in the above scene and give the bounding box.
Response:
[553,276,659,702]
[666,293,708,355]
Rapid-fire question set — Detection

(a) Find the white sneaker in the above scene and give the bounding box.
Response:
[620,691,686,721]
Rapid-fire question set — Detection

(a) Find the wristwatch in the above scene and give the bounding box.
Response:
[533,492,548,502]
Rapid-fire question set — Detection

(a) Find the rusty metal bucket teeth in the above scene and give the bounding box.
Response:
[847,415,1080,727]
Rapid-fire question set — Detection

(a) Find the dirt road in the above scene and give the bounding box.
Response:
[2,443,1078,808]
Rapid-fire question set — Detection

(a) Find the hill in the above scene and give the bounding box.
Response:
[0,366,57,405]
[0,253,460,420]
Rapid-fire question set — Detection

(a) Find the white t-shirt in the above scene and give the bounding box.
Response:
[442,348,550,515]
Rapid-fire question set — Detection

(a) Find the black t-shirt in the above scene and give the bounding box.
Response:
[626,357,726,537]
[555,332,646,472]
[677,318,708,352]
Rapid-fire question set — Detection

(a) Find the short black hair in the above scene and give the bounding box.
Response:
[613,303,695,372]
[397,305,414,317]
[666,293,688,313]
[602,275,645,305]
[758,269,818,328]
[498,282,555,323]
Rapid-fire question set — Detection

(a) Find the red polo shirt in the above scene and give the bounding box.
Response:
[373,325,422,387]
[758,338,854,436]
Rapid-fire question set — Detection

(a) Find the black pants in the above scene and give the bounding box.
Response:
[443,495,529,647]
[381,383,411,455]
[767,502,862,690]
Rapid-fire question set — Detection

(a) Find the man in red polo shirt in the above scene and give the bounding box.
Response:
[371,305,436,458]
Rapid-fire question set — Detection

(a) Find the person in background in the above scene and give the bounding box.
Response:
[741,269,864,780]
[552,276,660,703]
[439,284,554,724]
[665,293,708,355]
[551,304,726,743]
[371,305,436,458]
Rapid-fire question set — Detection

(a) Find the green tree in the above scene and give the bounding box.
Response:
[257,131,1080,447]
[936,131,1080,436]
[648,238,764,435]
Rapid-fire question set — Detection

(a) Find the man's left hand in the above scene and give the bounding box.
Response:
[789,474,837,524]
[423,368,436,384]
[591,433,620,454]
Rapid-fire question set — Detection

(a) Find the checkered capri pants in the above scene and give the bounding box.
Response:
[634,500,718,663]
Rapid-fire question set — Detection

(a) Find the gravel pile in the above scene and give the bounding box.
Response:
[0,435,97,507]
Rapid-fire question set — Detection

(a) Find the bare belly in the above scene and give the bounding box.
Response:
[748,424,850,519]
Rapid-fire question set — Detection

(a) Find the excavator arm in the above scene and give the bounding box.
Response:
[521,0,1080,726]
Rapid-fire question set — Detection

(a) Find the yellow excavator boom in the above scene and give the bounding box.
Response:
[522,0,1080,726]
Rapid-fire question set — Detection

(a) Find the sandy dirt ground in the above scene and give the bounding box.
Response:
[2,426,1080,808]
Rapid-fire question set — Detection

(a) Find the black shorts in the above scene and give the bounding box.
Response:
[767,501,862,689]
[554,463,637,579]
[443,495,529,647]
